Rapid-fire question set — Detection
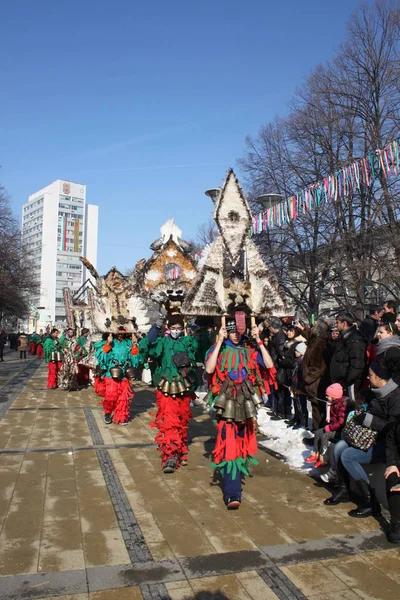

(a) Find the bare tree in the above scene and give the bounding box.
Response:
[239,0,400,318]
[0,184,39,326]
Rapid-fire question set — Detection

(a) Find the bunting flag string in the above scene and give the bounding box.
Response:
[250,137,400,235]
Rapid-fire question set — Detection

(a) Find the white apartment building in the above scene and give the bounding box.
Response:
[21,180,98,330]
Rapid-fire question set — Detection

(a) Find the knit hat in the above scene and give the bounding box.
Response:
[326,383,344,399]
[225,319,237,333]
[167,314,184,328]
[369,360,390,380]
[270,317,282,330]
[295,342,307,356]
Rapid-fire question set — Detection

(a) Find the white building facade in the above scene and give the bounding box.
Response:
[22,180,98,330]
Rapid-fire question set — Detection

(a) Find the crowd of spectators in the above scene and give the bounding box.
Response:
[257,303,400,545]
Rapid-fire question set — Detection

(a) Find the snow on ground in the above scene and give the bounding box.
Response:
[257,406,315,472]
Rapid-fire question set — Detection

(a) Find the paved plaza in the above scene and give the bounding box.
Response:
[0,351,399,600]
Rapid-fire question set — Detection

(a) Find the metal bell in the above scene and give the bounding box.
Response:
[235,402,246,422]
[244,397,257,419]
[110,366,123,380]
[183,377,192,390]
[169,379,178,396]
[223,398,236,420]
[251,391,263,407]
[177,380,186,395]
[162,379,170,395]
[125,367,136,380]
[213,392,227,411]
[158,376,167,390]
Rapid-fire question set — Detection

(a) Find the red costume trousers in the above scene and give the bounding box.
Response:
[151,391,192,467]
[47,361,62,389]
[102,377,133,424]
[37,345,44,359]
[29,342,37,355]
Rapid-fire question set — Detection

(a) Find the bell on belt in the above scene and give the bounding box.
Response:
[177,380,186,395]
[125,367,136,380]
[162,380,170,395]
[235,402,246,422]
[244,397,257,419]
[251,391,263,407]
[213,391,227,411]
[183,376,192,390]
[158,376,167,390]
[56,351,63,362]
[169,379,178,397]
[223,398,236,421]
[50,351,56,362]
[110,366,123,380]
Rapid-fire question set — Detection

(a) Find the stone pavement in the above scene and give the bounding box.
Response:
[0,354,399,600]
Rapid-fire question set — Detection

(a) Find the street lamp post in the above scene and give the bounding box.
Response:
[204,188,222,204]
[256,193,285,282]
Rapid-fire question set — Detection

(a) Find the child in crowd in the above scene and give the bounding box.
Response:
[290,342,308,428]
[305,383,348,468]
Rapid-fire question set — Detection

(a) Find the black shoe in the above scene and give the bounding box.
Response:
[302,437,314,447]
[324,485,350,506]
[292,423,303,430]
[103,413,113,424]
[226,496,241,510]
[348,480,381,518]
[387,518,400,543]
[285,418,296,426]
[163,458,177,474]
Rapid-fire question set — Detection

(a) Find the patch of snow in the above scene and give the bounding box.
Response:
[257,407,314,472]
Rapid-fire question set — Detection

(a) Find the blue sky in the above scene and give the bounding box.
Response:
[0,0,362,273]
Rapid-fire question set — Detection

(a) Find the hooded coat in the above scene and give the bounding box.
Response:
[376,336,400,387]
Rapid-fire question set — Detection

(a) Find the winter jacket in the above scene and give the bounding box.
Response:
[361,380,400,438]
[376,336,400,387]
[385,420,400,467]
[330,326,367,392]
[301,335,334,399]
[18,335,28,351]
[276,340,297,386]
[324,398,347,432]
[269,330,287,365]
[359,315,379,343]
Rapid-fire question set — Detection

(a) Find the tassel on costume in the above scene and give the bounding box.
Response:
[151,390,192,467]
[94,376,106,398]
[102,377,133,423]
[212,419,258,479]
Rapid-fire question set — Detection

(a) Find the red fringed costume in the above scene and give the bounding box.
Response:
[151,390,193,465]
[102,377,133,424]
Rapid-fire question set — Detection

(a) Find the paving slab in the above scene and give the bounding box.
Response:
[0,369,398,600]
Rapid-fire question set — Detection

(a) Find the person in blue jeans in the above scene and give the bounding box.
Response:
[324,361,400,517]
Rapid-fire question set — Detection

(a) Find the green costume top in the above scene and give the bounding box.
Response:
[76,335,89,359]
[43,337,59,363]
[140,332,198,391]
[96,339,140,379]
[30,333,41,344]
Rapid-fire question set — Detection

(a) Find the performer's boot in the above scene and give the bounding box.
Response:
[163,457,177,474]
[103,413,113,424]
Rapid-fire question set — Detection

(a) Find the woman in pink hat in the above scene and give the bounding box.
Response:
[305,383,348,468]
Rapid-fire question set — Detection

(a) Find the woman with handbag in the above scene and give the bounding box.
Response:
[324,361,400,517]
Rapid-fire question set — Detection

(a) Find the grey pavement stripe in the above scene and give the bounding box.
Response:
[84,408,154,564]
[1,530,390,600]
[0,361,42,419]
[0,441,158,455]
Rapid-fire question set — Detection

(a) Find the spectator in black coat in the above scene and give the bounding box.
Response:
[330,312,367,401]
[268,318,287,365]
[359,304,383,343]
[382,300,397,324]
[376,323,400,386]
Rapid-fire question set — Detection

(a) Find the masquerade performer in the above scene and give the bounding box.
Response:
[140,313,198,473]
[206,317,274,509]
[36,330,45,360]
[44,328,63,389]
[58,328,79,391]
[76,328,91,387]
[97,326,140,425]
